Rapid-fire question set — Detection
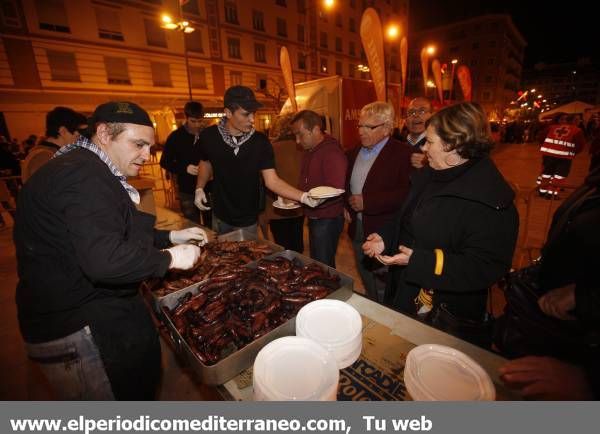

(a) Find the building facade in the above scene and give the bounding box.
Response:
[0,0,406,141]
[521,58,600,108]
[406,14,526,118]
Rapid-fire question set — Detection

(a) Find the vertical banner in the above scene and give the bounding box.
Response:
[341,79,377,150]
[360,8,386,102]
[279,47,297,112]
[400,36,408,103]
[456,65,472,102]
[431,59,443,104]
[420,48,429,95]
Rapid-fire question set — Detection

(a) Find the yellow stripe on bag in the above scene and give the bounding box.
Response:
[434,249,444,276]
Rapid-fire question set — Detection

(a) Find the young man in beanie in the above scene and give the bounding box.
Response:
[160,101,211,225]
[194,85,324,234]
[14,101,208,400]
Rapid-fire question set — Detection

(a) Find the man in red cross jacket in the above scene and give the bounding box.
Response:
[537,113,586,199]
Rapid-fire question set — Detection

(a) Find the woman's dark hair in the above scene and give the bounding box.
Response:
[426,102,494,159]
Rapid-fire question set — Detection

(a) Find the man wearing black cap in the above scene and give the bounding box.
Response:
[14,101,207,400]
[160,101,210,224]
[194,85,323,234]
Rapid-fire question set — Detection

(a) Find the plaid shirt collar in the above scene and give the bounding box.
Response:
[54,136,140,204]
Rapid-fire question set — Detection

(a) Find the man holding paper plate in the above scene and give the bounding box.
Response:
[291,110,347,267]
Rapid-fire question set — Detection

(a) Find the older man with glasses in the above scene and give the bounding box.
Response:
[405,97,434,169]
[344,101,413,302]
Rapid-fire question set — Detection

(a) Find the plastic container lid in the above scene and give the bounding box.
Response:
[296,300,363,369]
[253,336,339,401]
[404,344,496,401]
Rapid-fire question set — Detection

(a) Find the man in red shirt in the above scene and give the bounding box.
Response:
[292,110,348,267]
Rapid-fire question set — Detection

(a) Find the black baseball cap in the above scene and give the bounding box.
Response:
[224,86,263,112]
[89,101,153,127]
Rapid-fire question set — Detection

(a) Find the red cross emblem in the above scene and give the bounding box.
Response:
[553,126,570,139]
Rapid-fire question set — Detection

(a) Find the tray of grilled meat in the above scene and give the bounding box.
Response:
[159,250,353,385]
[142,230,283,314]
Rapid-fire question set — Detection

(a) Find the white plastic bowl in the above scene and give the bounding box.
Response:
[296,300,363,369]
[253,336,339,401]
[404,344,496,401]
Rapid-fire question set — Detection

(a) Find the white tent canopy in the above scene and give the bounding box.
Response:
[539,100,594,120]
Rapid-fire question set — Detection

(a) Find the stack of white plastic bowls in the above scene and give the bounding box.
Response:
[253,336,339,401]
[295,299,363,369]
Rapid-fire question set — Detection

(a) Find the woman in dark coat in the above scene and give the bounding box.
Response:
[362,102,519,345]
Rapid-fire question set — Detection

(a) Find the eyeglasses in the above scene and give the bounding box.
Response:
[357,123,385,131]
[406,108,430,117]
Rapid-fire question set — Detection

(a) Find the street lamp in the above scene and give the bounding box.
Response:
[384,22,400,101]
[449,58,458,101]
[420,44,436,96]
[302,0,336,79]
[386,23,400,40]
[161,11,195,101]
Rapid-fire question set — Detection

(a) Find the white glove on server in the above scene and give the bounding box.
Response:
[300,192,326,208]
[165,244,201,270]
[186,164,199,175]
[194,188,211,211]
[169,227,208,246]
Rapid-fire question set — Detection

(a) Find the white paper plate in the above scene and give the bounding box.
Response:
[296,300,363,369]
[404,344,495,401]
[308,186,345,199]
[273,199,301,210]
[253,336,339,401]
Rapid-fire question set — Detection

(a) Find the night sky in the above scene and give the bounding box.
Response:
[410,0,596,67]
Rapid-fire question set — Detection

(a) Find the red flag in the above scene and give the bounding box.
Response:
[431,59,443,104]
[456,65,472,102]
[400,37,408,102]
[360,8,386,101]
[420,48,429,95]
[279,47,297,112]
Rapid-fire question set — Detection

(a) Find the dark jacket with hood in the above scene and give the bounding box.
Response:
[378,156,519,321]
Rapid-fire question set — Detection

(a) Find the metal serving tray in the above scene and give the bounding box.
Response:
[159,249,354,385]
[216,228,258,242]
[144,233,284,315]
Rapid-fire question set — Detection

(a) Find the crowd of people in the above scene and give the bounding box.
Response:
[5,83,599,401]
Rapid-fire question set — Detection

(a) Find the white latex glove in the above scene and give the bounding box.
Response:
[165,244,201,270]
[300,192,326,208]
[186,164,199,175]
[169,227,208,246]
[194,187,211,211]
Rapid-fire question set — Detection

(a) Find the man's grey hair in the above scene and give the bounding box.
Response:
[360,101,395,128]
[93,122,127,140]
